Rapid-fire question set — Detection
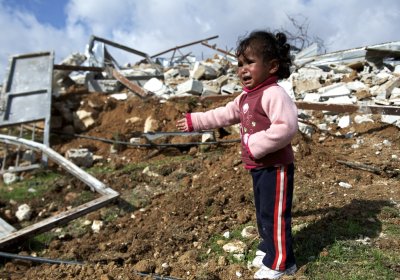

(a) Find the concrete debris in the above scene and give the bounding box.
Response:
[1,35,400,140]
[91,220,104,233]
[222,240,247,254]
[338,182,352,189]
[241,226,258,239]
[16,204,32,222]
[2,172,18,185]
[65,148,94,168]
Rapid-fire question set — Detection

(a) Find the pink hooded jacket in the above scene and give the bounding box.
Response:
[186,76,298,169]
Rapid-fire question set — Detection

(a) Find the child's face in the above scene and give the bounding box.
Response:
[237,49,278,89]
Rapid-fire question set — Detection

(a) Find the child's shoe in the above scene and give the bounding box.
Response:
[251,250,266,268]
[254,264,297,279]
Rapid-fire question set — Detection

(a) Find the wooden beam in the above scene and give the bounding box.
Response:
[295,101,400,115]
[53,64,104,72]
[150,35,219,58]
[112,68,151,98]
[0,194,117,249]
[0,134,119,248]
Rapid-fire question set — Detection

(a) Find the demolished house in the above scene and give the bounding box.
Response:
[0,34,399,253]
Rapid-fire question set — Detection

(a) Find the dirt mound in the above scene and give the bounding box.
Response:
[1,92,399,279]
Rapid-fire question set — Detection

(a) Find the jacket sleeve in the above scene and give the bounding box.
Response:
[189,94,242,131]
[246,86,298,159]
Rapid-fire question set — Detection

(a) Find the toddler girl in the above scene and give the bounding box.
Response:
[177,30,298,279]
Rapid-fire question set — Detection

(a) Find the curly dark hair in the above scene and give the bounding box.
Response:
[236,30,292,79]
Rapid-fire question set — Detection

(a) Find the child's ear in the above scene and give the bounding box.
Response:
[269,59,279,74]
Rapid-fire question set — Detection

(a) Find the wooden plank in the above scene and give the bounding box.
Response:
[53,64,104,72]
[0,135,118,196]
[0,218,16,239]
[0,134,119,248]
[197,96,400,116]
[112,69,151,98]
[0,194,118,249]
[295,101,400,115]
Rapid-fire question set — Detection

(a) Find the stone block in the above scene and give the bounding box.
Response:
[191,63,206,80]
[294,79,322,93]
[176,79,203,95]
[65,148,94,168]
[73,110,96,131]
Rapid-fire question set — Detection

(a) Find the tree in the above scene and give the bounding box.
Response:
[279,14,327,53]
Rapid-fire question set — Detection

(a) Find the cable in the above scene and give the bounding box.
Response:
[0,251,82,265]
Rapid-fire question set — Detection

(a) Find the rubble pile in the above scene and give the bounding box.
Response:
[0,36,399,280]
[50,39,400,138]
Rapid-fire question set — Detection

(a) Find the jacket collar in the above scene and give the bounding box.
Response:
[242,76,278,93]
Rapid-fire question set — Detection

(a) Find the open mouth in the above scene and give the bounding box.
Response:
[242,75,252,83]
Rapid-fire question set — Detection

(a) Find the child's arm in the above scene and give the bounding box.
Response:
[176,95,242,132]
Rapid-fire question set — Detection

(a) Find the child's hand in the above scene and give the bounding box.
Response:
[176,117,189,132]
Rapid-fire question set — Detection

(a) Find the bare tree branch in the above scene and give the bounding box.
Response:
[278,14,327,53]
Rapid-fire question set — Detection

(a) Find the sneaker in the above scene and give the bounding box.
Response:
[252,250,266,268]
[254,264,297,279]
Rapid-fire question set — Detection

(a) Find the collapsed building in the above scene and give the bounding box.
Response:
[0,34,399,250]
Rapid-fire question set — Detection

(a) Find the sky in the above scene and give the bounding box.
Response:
[1,0,400,82]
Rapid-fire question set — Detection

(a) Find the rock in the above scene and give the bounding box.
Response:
[222,240,247,254]
[65,148,94,168]
[16,204,32,221]
[3,172,18,185]
[73,110,96,131]
[339,182,352,189]
[91,220,104,233]
[241,226,258,239]
[144,116,159,132]
[133,259,156,273]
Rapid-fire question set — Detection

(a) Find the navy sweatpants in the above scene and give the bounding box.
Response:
[250,163,296,271]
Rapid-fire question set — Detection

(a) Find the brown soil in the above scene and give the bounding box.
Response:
[0,91,399,279]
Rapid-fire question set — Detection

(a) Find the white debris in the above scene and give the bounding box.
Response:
[298,122,314,138]
[339,182,352,189]
[16,204,32,221]
[143,78,169,96]
[91,220,104,233]
[354,115,374,124]
[65,148,94,168]
[176,79,203,95]
[383,139,392,146]
[318,83,351,99]
[338,115,351,128]
[381,115,400,128]
[241,226,258,239]
[202,132,215,143]
[74,109,95,131]
[222,240,247,254]
[161,263,169,269]
[144,116,158,133]
[142,166,159,177]
[3,172,18,185]
[222,231,230,239]
[346,81,368,91]
[303,93,321,103]
[109,93,128,100]
[233,254,245,261]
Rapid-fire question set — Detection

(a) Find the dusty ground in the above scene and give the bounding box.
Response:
[0,90,399,279]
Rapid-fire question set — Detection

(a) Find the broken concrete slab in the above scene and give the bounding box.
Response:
[176,79,203,95]
[65,148,94,168]
[294,41,400,70]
